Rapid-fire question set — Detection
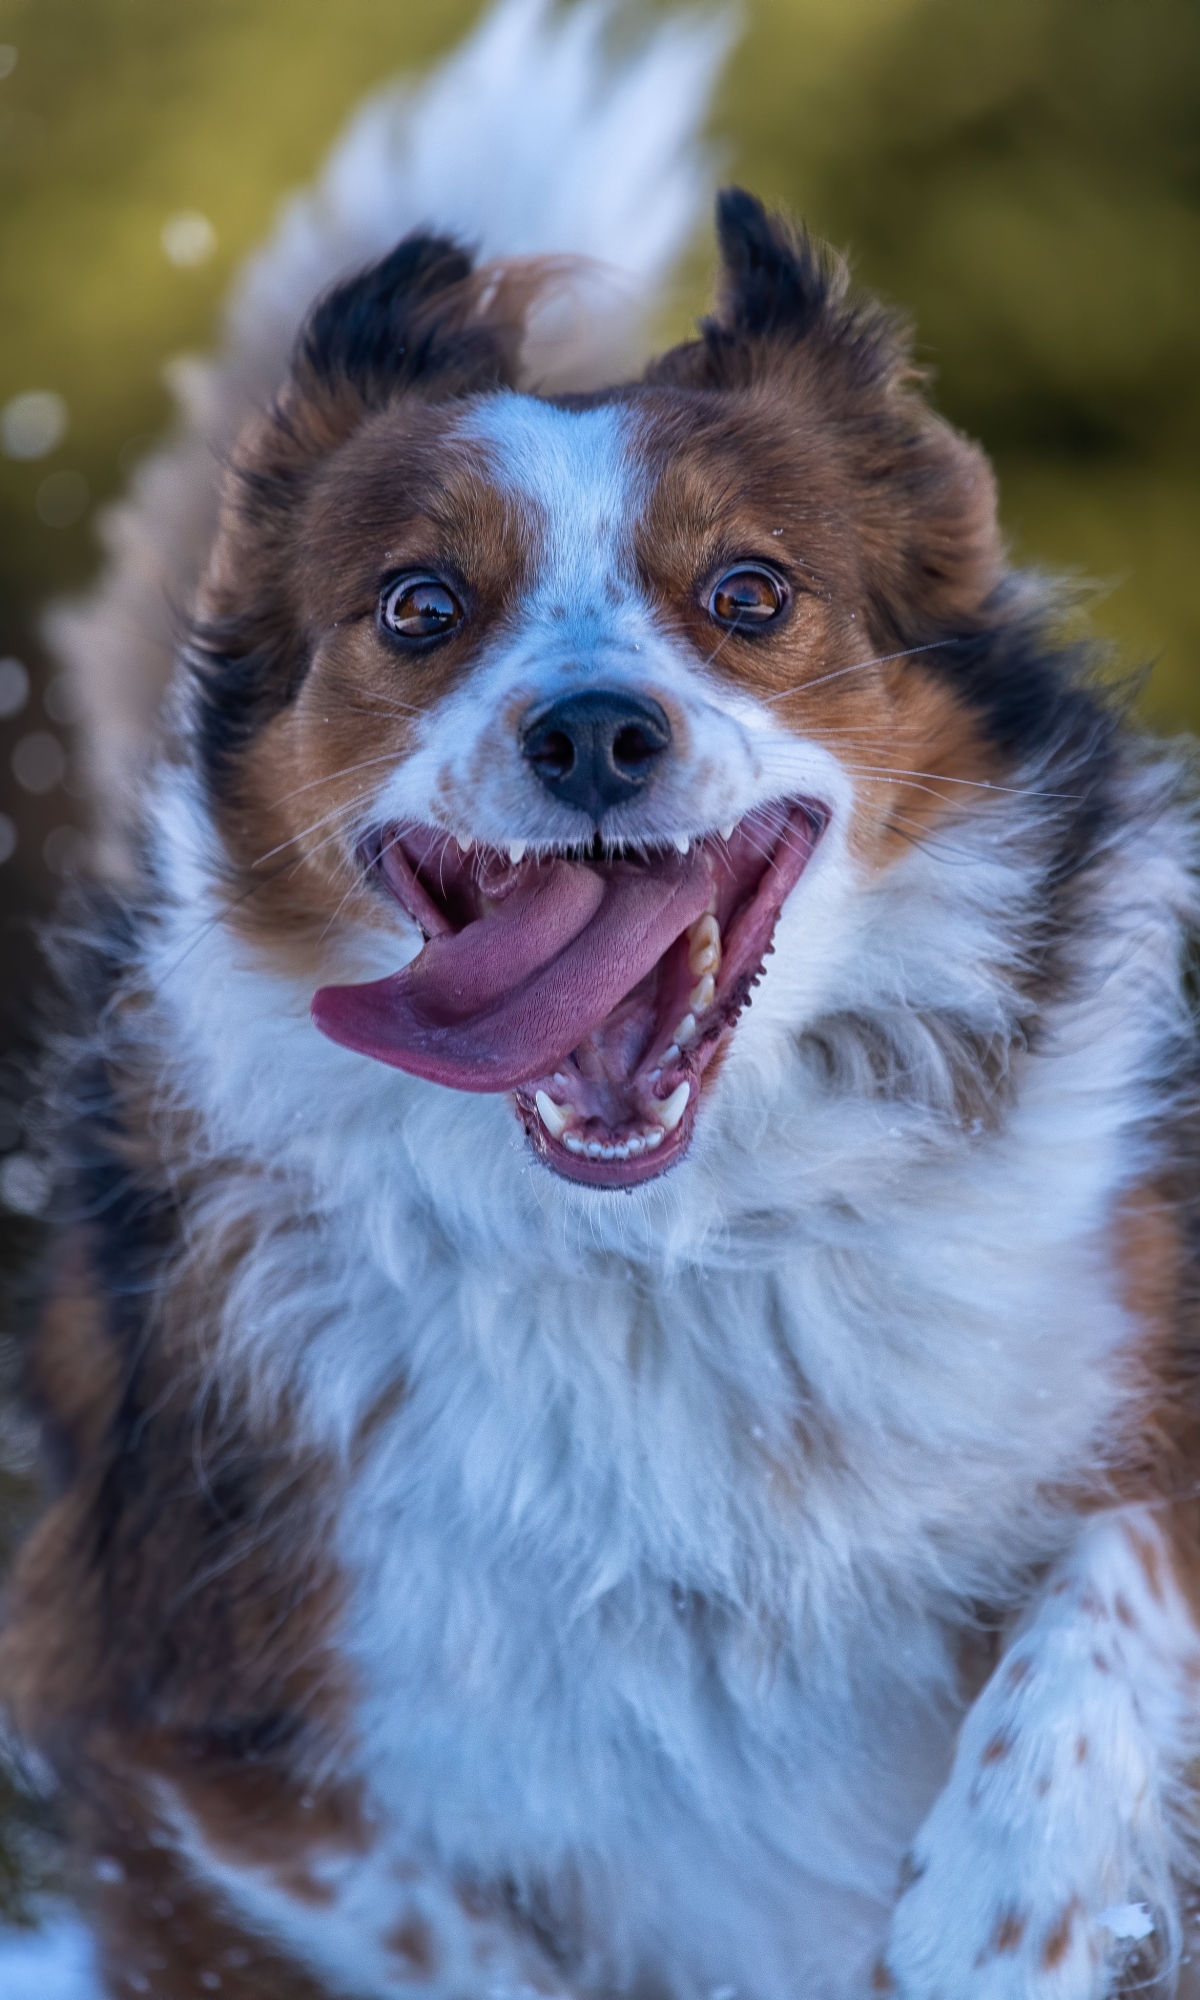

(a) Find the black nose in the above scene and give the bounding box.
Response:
[520,689,671,823]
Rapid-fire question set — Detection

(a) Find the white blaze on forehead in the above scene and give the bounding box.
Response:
[456,394,643,612]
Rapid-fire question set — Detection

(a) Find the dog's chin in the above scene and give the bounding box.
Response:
[312,802,827,1189]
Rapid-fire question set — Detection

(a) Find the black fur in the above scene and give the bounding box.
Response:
[187,613,307,798]
[298,230,518,408]
[648,188,901,392]
[713,187,838,344]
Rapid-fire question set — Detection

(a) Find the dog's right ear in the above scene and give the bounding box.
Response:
[293,231,523,413]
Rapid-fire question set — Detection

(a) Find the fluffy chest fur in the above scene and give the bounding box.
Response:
[126,753,1192,1998]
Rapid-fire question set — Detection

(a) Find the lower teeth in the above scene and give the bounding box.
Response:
[561,1129,665,1161]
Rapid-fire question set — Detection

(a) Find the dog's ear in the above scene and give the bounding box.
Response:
[649,188,896,392]
[650,190,1004,634]
[295,231,523,412]
[187,232,539,789]
[711,187,847,350]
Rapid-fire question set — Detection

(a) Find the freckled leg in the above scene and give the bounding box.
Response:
[883,1507,1200,1999]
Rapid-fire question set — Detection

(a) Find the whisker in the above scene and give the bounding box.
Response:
[263,752,402,814]
[839,765,1080,801]
[761,640,958,703]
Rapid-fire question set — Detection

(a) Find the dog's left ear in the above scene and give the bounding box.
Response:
[295,231,523,412]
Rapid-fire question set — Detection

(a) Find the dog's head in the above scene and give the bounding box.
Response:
[183,192,1018,1196]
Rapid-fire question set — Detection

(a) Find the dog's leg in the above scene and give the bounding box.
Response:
[883,1506,1200,1998]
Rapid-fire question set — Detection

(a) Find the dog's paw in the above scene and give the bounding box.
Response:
[880,1847,1133,1999]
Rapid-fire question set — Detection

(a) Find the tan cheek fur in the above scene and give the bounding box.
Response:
[200,414,540,975]
[632,388,1003,872]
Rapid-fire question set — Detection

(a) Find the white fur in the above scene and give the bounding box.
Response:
[0,1911,101,2000]
[132,735,1200,1999]
[887,1508,1200,1995]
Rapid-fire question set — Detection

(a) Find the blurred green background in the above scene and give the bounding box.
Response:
[0,0,1196,1932]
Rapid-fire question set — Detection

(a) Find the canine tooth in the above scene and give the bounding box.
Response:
[674,1012,697,1048]
[507,840,527,864]
[654,1081,691,1133]
[689,972,715,1012]
[720,821,735,841]
[457,834,474,854]
[535,1091,573,1140]
[672,832,690,854]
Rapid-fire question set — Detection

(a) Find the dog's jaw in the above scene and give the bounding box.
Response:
[312,803,826,1187]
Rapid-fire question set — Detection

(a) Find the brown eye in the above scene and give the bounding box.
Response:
[707,565,788,628]
[380,575,464,643]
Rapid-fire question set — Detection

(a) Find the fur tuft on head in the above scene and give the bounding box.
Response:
[713,186,847,345]
[649,186,902,395]
[297,231,521,409]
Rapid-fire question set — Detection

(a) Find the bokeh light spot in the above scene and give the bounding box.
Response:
[0,1152,50,1216]
[161,210,217,267]
[12,731,65,794]
[0,812,15,865]
[1,389,67,461]
[0,657,29,718]
[35,469,89,528]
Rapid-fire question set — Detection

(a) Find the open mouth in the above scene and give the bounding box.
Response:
[311,804,825,1187]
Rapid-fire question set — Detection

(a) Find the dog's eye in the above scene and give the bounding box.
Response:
[707,565,788,629]
[380,575,464,643]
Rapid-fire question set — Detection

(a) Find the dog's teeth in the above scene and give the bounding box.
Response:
[563,1133,587,1156]
[660,1045,680,1066]
[672,833,690,855]
[645,1128,664,1150]
[654,1081,691,1133]
[687,914,721,978]
[720,821,736,841]
[507,840,527,864]
[585,1140,604,1158]
[457,834,474,854]
[673,1013,697,1048]
[688,972,715,1012]
[535,1091,573,1141]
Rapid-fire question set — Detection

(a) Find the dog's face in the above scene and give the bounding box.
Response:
[188,197,1005,1192]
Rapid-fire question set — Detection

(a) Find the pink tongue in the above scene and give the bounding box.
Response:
[312,850,712,1091]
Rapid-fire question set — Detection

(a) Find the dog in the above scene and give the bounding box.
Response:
[4,3,1200,1996]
